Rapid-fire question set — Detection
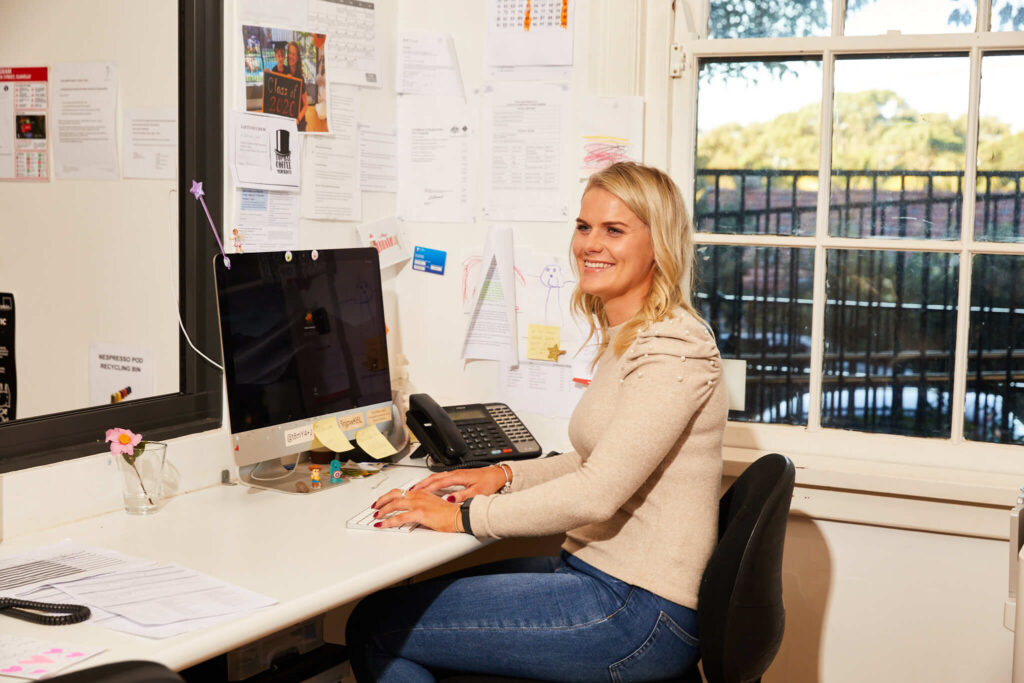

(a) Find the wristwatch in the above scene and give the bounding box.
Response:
[460,498,474,535]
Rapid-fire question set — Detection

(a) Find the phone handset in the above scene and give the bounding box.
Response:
[406,393,468,466]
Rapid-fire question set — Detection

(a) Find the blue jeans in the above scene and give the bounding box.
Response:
[345,551,699,682]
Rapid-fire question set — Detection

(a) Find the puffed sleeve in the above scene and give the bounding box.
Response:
[470,315,726,538]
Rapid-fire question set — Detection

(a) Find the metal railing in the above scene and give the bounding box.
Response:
[694,168,1024,444]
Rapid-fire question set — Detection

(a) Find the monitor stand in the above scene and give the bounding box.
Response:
[237,414,410,495]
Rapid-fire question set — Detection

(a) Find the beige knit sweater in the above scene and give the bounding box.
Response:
[469,308,727,608]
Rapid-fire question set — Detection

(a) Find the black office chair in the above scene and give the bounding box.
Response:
[45,661,184,682]
[683,452,795,683]
[442,452,795,683]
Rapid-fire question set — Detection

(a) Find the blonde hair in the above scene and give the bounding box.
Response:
[570,162,705,360]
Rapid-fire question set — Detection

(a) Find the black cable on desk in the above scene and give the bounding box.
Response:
[0,598,91,626]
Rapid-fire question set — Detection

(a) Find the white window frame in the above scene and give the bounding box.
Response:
[639,0,1024,528]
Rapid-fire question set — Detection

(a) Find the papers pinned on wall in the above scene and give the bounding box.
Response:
[300,133,361,221]
[232,188,299,253]
[88,343,153,408]
[481,83,570,222]
[359,124,397,193]
[53,62,119,180]
[462,225,518,365]
[396,95,474,223]
[308,0,382,89]
[577,95,644,184]
[122,108,177,180]
[499,356,583,420]
[397,32,464,99]
[230,111,301,192]
[486,0,575,68]
[0,67,49,181]
[358,216,411,269]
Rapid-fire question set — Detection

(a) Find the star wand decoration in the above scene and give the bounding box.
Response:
[190,180,230,269]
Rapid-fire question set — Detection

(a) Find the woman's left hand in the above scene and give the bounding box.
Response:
[371,487,461,533]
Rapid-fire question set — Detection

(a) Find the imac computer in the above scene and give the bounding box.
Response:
[213,248,401,493]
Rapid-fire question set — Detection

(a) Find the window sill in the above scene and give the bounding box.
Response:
[723,435,1022,540]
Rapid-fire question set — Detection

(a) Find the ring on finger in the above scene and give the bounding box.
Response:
[401,489,407,497]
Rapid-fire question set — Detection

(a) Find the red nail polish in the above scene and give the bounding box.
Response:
[373,511,379,518]
[446,495,456,503]
[373,522,382,528]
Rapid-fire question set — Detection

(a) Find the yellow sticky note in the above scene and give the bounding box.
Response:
[527,324,561,362]
[312,417,354,453]
[355,424,398,459]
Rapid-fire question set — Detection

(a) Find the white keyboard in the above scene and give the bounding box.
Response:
[346,477,422,533]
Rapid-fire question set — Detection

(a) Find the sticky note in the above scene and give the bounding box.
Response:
[367,405,392,424]
[527,324,561,361]
[412,246,447,275]
[311,417,354,452]
[355,424,398,459]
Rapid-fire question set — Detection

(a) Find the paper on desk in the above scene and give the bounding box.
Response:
[462,225,518,365]
[0,540,152,596]
[0,634,105,680]
[355,424,397,459]
[42,563,277,627]
[313,417,354,452]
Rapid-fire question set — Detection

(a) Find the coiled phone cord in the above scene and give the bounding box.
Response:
[0,598,91,626]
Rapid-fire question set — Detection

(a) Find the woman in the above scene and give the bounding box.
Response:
[346,162,727,682]
[285,41,308,131]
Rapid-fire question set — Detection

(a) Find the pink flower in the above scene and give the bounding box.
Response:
[105,428,142,456]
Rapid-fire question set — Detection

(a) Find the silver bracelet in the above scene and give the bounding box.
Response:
[496,463,512,494]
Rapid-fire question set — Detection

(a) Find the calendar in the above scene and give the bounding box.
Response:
[308,0,381,88]
[486,0,575,68]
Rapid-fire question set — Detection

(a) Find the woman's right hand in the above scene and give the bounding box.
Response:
[410,465,508,504]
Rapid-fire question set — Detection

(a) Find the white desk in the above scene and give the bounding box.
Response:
[0,465,486,673]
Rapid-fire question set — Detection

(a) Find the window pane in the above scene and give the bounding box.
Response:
[696,59,821,236]
[708,0,831,39]
[845,0,977,34]
[695,245,814,425]
[823,249,959,437]
[966,254,1024,444]
[830,55,969,239]
[992,0,1024,31]
[975,53,1024,242]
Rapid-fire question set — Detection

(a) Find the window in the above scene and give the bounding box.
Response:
[673,0,1024,471]
[0,0,224,473]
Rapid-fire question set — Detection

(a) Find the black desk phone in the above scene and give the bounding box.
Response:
[406,393,542,471]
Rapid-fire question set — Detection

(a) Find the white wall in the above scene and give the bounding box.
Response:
[0,0,1016,679]
[0,0,180,419]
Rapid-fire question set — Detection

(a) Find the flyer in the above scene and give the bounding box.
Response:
[0,66,49,181]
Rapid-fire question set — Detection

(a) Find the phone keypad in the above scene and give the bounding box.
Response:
[450,403,541,461]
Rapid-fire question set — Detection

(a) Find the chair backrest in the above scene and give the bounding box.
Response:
[696,453,795,683]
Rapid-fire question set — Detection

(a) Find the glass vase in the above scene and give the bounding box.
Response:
[117,442,167,515]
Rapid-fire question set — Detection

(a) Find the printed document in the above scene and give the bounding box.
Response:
[52,62,119,180]
[396,95,473,223]
[481,83,570,222]
[462,225,518,364]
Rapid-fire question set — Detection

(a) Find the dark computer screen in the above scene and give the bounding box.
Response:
[214,248,390,434]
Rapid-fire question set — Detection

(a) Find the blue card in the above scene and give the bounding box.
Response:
[412,246,447,275]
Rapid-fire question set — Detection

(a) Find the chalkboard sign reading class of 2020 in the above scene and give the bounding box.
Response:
[263,70,303,119]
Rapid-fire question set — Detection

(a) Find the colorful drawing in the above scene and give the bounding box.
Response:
[581,135,633,171]
[537,262,575,326]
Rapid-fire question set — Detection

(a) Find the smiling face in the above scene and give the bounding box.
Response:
[288,44,300,73]
[572,187,656,325]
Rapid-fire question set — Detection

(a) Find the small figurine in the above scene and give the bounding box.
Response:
[308,464,322,490]
[329,459,344,484]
